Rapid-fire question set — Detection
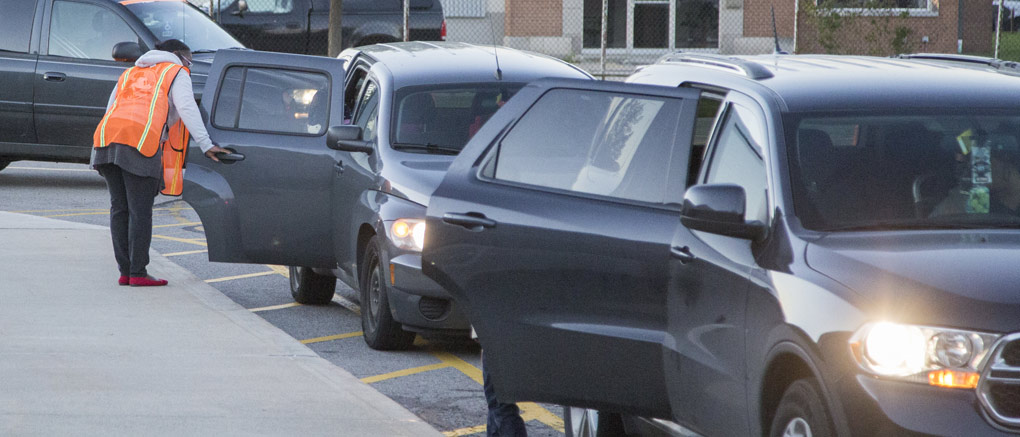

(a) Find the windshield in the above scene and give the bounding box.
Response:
[788,111,1020,231]
[391,83,524,153]
[125,2,243,52]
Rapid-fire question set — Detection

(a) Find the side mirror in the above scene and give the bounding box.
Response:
[327,125,374,155]
[680,184,766,241]
[112,42,142,63]
[232,0,248,16]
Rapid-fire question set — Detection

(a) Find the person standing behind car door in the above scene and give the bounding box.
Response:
[91,39,228,287]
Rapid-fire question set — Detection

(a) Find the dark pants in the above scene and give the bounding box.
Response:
[483,352,527,437]
[99,164,160,277]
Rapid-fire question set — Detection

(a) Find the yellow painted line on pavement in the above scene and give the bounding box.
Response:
[7,166,95,172]
[205,271,276,283]
[153,234,207,246]
[361,362,451,384]
[331,294,362,316]
[433,351,564,433]
[250,302,303,313]
[162,249,208,257]
[443,424,488,436]
[153,221,201,228]
[267,265,290,278]
[300,331,363,344]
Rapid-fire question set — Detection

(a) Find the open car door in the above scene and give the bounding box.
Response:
[184,49,343,268]
[423,78,701,417]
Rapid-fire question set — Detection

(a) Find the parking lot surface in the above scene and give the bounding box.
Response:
[0,162,565,436]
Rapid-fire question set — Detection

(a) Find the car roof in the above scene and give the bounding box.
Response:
[351,41,593,88]
[644,53,1020,113]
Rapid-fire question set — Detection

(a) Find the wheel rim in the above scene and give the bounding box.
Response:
[290,267,300,290]
[569,407,599,437]
[368,259,383,325]
[782,417,812,437]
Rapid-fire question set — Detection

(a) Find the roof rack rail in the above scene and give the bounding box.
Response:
[896,53,1020,73]
[656,52,774,80]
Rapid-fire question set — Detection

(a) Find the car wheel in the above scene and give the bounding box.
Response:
[359,237,415,350]
[769,378,833,437]
[564,407,627,437]
[289,266,336,305]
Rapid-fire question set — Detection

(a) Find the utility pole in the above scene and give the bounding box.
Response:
[328,0,344,57]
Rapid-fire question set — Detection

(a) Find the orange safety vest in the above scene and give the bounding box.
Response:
[93,62,192,196]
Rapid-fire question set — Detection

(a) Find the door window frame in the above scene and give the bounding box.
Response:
[477,86,696,211]
[582,0,721,55]
[42,0,149,61]
[209,63,334,137]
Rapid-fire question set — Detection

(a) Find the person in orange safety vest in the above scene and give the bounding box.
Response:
[91,39,227,287]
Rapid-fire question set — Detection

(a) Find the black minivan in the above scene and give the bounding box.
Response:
[422,54,1020,436]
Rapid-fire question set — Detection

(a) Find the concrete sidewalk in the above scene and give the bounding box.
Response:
[0,212,442,436]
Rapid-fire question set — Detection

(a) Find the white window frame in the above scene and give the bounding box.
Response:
[581,0,721,55]
[817,0,939,17]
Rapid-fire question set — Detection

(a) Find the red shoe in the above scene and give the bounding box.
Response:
[129,276,168,287]
[118,275,129,286]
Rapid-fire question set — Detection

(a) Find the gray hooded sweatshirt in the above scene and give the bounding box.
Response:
[91,50,214,179]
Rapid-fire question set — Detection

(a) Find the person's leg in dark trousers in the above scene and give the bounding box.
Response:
[100,164,159,278]
[483,351,527,437]
[101,165,131,277]
[121,169,159,277]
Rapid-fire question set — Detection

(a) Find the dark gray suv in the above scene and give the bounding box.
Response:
[422,54,1020,436]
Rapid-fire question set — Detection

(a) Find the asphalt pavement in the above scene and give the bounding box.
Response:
[0,211,442,436]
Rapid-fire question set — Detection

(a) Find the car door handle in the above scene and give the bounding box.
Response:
[43,72,66,82]
[215,148,245,164]
[670,245,696,264]
[442,213,496,230]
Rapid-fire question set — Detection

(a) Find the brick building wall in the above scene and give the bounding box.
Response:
[505,0,563,36]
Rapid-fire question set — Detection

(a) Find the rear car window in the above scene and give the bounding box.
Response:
[212,66,330,135]
[391,83,524,153]
[488,88,682,204]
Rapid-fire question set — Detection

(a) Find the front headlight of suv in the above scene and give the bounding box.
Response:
[850,322,1000,389]
[389,218,426,252]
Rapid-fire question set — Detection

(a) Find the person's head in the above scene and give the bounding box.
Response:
[156,39,192,68]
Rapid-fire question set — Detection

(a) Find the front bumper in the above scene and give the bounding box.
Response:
[843,374,1017,436]
[386,253,470,334]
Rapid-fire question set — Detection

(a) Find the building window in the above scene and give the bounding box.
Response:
[583,0,719,50]
[819,0,938,16]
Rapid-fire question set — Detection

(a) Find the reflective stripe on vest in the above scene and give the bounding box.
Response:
[93,62,183,158]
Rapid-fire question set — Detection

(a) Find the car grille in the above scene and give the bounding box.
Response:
[979,335,1020,430]
[418,297,450,321]
[1004,341,1020,367]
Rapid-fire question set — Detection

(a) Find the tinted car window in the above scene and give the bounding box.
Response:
[789,111,1020,230]
[213,66,330,135]
[704,104,768,223]
[354,81,380,141]
[0,0,36,53]
[492,88,681,204]
[392,83,524,152]
[49,1,139,60]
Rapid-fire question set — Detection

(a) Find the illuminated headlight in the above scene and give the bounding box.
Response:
[390,219,426,252]
[850,322,999,389]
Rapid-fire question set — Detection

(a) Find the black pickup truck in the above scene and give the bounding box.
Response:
[0,0,244,171]
[212,0,445,55]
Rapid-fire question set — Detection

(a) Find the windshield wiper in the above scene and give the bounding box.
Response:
[190,49,218,54]
[393,142,460,155]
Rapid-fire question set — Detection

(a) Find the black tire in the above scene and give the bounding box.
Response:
[289,266,336,305]
[359,237,415,350]
[0,159,9,172]
[564,407,628,437]
[769,378,834,437]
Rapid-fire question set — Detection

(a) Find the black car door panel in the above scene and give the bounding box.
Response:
[423,79,700,417]
[184,49,344,268]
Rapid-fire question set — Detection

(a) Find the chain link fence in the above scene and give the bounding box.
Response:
[186,1,1017,77]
